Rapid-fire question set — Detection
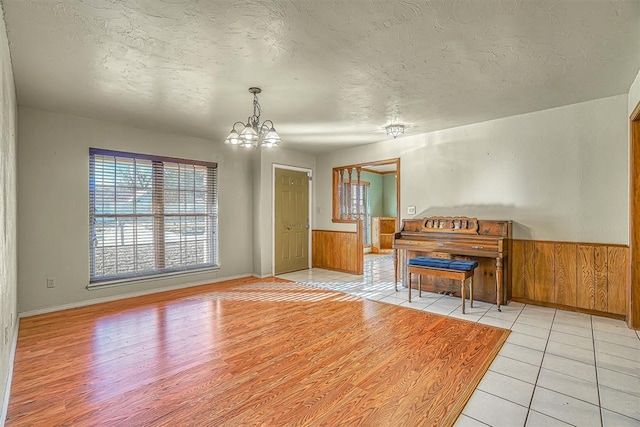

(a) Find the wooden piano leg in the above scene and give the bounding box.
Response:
[394,249,398,291]
[402,251,408,290]
[461,278,466,314]
[496,257,503,312]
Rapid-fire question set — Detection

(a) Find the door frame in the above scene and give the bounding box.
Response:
[272,164,313,275]
[629,100,640,329]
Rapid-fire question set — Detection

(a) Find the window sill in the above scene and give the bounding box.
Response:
[87,266,221,290]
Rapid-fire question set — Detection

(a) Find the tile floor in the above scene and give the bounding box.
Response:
[277,254,640,427]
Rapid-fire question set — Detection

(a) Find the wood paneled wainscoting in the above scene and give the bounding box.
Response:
[312,221,363,274]
[511,239,629,318]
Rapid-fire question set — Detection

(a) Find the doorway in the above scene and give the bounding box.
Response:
[273,166,311,275]
[360,163,399,253]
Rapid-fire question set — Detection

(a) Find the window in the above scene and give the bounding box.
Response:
[89,149,218,285]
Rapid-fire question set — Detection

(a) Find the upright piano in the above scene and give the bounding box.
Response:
[393,216,512,310]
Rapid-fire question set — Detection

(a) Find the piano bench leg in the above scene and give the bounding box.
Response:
[408,272,412,303]
[461,274,475,315]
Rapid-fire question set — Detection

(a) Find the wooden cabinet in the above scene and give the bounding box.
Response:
[371,217,396,253]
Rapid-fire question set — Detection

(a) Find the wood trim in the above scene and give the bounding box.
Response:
[630,100,640,329]
[395,159,401,231]
[513,238,628,248]
[312,229,361,235]
[356,220,364,274]
[335,158,400,170]
[511,239,628,318]
[632,98,640,120]
[361,168,396,175]
[512,297,625,320]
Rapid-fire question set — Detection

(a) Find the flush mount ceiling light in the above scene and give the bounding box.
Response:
[385,124,405,139]
[224,87,281,149]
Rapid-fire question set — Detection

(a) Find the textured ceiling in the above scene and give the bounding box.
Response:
[2,0,640,154]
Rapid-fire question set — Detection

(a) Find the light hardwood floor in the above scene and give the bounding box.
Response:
[279,255,640,426]
[7,276,508,426]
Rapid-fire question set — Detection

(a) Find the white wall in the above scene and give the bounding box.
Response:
[253,147,316,277]
[0,2,18,421]
[316,95,629,244]
[17,107,255,313]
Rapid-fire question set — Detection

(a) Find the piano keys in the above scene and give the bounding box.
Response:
[393,216,512,310]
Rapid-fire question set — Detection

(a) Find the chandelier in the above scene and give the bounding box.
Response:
[385,124,404,139]
[224,87,281,148]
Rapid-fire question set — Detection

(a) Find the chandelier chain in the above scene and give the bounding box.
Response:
[252,94,261,123]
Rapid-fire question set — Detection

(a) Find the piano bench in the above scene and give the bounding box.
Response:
[407,257,479,314]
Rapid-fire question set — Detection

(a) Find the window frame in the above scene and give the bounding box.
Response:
[88,148,219,287]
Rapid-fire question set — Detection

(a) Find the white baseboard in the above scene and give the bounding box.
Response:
[18,273,253,318]
[1,321,18,426]
[253,273,275,279]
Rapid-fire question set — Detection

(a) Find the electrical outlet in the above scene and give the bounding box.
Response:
[46,278,56,288]
[408,206,416,215]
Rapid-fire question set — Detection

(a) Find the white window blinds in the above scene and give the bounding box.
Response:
[89,148,218,284]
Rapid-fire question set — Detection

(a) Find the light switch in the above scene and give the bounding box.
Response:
[408,206,416,215]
